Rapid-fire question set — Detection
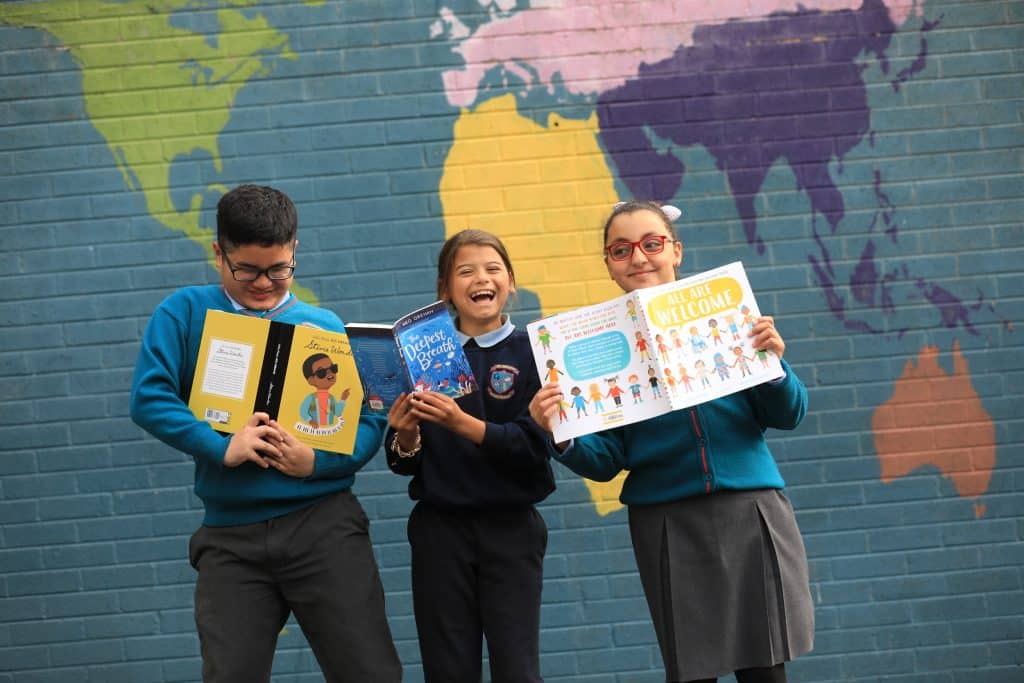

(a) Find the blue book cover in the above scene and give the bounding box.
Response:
[346,301,477,413]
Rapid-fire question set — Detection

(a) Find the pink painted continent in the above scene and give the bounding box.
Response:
[441,0,922,108]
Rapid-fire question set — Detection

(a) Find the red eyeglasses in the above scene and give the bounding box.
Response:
[604,235,675,262]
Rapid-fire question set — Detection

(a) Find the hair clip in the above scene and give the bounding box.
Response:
[613,201,682,222]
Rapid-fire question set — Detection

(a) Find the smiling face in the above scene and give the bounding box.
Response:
[442,244,515,337]
[604,209,682,293]
[214,240,295,311]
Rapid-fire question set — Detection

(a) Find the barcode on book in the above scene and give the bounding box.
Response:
[204,408,230,424]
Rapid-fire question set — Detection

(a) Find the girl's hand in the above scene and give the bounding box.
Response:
[264,420,315,478]
[750,315,786,359]
[388,393,421,450]
[408,391,485,445]
[528,384,561,434]
[407,391,464,430]
[529,384,570,452]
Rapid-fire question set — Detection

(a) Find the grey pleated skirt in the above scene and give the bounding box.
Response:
[628,489,814,682]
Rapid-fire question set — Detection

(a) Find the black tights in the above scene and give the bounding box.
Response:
[684,662,787,683]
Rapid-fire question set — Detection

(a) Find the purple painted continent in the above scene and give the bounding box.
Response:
[597,0,896,254]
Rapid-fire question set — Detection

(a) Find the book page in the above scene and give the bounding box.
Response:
[636,261,785,411]
[527,292,672,442]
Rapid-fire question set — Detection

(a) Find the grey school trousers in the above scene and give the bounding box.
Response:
[188,489,401,683]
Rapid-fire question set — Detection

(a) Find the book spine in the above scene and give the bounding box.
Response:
[254,320,295,420]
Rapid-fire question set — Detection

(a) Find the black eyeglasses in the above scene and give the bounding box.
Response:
[222,251,295,282]
[309,364,338,379]
[604,235,675,262]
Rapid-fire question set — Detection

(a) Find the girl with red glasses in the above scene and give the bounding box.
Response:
[530,200,814,683]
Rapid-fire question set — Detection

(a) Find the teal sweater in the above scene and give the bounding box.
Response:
[552,360,807,505]
[130,285,386,526]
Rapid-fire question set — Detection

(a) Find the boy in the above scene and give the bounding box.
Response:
[130,185,401,682]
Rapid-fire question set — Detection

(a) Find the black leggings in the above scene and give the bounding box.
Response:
[685,663,787,683]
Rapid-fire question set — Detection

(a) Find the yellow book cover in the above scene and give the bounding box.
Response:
[188,310,364,455]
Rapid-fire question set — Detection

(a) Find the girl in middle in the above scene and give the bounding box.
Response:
[386,229,555,683]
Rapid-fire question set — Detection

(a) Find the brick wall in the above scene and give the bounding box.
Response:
[1,1,1021,681]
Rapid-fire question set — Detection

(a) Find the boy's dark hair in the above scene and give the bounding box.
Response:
[436,229,515,300]
[602,200,678,244]
[216,184,298,248]
[303,353,331,379]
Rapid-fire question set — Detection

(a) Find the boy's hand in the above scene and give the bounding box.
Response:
[388,393,421,451]
[265,420,316,478]
[750,315,786,359]
[223,413,282,468]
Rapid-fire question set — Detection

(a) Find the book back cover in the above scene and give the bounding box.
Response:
[346,323,412,413]
[189,311,269,435]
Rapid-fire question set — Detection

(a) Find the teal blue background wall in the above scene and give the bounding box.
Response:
[1,1,1022,681]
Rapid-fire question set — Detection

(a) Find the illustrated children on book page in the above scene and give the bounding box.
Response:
[529,297,673,441]
[635,262,784,412]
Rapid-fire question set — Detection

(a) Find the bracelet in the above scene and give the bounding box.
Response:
[391,430,422,458]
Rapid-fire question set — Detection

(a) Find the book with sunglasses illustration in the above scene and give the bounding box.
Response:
[188,309,364,455]
[526,261,784,442]
[346,300,478,413]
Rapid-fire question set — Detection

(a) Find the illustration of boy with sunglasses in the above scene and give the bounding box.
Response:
[300,353,351,429]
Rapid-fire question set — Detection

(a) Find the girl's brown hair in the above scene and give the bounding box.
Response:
[436,229,516,299]
[602,200,678,245]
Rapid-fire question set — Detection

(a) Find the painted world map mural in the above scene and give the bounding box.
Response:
[1,0,1020,680]
[0,0,1004,514]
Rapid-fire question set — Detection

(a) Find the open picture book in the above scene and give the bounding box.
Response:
[527,261,784,442]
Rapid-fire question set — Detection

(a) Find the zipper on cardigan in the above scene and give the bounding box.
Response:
[689,408,711,493]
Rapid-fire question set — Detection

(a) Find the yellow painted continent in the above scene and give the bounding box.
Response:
[0,0,318,301]
[440,94,627,514]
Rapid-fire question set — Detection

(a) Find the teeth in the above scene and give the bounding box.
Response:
[470,290,495,301]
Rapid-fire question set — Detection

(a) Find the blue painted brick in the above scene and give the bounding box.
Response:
[77,515,152,543]
[123,633,199,662]
[85,661,165,683]
[37,493,112,521]
[6,568,82,596]
[9,619,84,646]
[41,543,115,570]
[118,585,194,613]
[947,567,1020,594]
[577,645,653,674]
[114,538,185,564]
[0,548,42,572]
[0,643,51,673]
[831,553,906,579]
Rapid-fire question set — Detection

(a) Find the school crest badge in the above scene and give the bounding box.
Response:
[488,364,519,399]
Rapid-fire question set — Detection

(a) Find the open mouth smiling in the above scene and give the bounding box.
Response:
[469,290,496,302]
